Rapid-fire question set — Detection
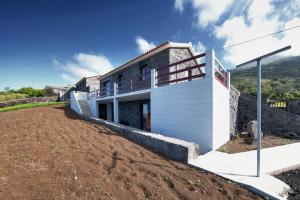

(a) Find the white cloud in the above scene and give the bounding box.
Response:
[174,0,300,66]
[174,0,185,12]
[192,41,206,54]
[135,35,156,53]
[214,0,300,65]
[60,73,76,83]
[53,53,114,84]
[175,0,234,28]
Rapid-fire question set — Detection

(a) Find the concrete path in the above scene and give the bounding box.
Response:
[189,142,300,200]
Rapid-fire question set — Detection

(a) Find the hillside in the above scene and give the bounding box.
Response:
[230,56,300,101]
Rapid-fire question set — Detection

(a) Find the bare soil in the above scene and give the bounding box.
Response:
[218,134,300,154]
[0,105,258,200]
[276,168,300,200]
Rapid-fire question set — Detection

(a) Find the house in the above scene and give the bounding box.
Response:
[70,42,230,153]
[45,85,68,96]
[45,85,74,101]
[75,75,101,93]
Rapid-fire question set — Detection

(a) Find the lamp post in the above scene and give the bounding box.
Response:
[236,45,291,177]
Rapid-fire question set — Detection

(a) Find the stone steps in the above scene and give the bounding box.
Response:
[78,100,92,116]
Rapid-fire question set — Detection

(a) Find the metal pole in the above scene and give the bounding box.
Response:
[236,46,291,178]
[257,59,262,177]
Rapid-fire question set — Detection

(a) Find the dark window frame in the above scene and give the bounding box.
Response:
[140,65,148,81]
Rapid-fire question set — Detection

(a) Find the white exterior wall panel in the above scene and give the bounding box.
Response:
[151,78,213,153]
[212,79,230,150]
[70,91,83,115]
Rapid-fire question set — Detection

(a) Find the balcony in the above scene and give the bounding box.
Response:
[214,58,229,88]
[155,53,206,87]
[117,71,151,95]
[96,84,114,98]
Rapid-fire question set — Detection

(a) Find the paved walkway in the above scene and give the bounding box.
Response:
[189,142,300,200]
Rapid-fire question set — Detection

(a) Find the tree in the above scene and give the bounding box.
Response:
[4,87,10,91]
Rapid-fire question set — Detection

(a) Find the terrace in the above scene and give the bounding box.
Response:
[86,49,229,102]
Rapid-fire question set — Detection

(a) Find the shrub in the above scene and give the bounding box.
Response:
[16,87,46,97]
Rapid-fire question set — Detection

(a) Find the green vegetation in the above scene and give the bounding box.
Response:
[16,87,46,97]
[0,87,46,102]
[0,102,66,112]
[231,56,300,101]
[0,93,28,102]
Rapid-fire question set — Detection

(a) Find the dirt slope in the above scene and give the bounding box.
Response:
[0,105,258,200]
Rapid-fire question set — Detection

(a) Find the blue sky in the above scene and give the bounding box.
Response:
[0,0,299,90]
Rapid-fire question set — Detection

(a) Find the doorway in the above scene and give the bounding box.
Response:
[99,104,107,120]
[140,101,150,131]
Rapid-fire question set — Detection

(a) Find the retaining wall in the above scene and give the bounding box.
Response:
[237,93,300,136]
[229,86,240,136]
[79,115,199,163]
[287,100,300,116]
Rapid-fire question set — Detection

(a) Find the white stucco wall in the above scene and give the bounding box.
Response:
[212,77,230,150]
[151,50,230,154]
[70,91,83,115]
[151,78,213,153]
[76,91,87,100]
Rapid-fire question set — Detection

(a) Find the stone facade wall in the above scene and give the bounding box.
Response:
[237,93,300,136]
[76,76,100,93]
[0,96,58,108]
[119,101,141,129]
[100,49,170,89]
[99,47,196,89]
[86,76,100,92]
[229,86,240,136]
[287,100,300,116]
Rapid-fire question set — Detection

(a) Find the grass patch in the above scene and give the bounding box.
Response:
[218,145,228,153]
[0,102,66,112]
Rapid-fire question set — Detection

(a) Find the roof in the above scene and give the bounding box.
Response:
[99,41,198,80]
[45,85,68,90]
[74,75,102,86]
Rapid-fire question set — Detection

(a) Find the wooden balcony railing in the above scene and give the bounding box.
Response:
[155,53,206,87]
[117,71,151,94]
[214,59,228,88]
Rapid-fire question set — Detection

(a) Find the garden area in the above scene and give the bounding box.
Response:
[0,105,259,200]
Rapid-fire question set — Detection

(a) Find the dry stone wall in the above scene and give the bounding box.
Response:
[230,86,240,136]
[237,93,300,136]
[0,96,58,108]
[287,100,300,116]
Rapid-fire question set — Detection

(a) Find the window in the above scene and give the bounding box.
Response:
[140,65,147,81]
[117,74,123,87]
